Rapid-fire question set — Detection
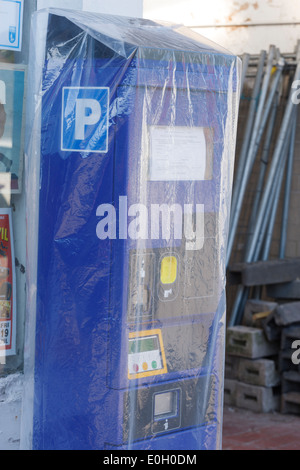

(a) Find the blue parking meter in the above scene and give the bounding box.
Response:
[22,10,240,450]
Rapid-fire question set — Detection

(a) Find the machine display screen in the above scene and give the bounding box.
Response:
[129,336,159,354]
[154,391,174,416]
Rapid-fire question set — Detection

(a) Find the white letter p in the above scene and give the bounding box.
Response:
[75,98,101,140]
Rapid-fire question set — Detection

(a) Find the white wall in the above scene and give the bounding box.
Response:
[37,0,300,54]
[83,0,143,17]
[37,0,83,9]
[143,0,300,55]
[37,0,143,17]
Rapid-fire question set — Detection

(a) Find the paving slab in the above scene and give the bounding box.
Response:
[222,405,300,450]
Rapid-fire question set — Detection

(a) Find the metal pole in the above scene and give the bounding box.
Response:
[240,53,250,96]
[245,61,300,264]
[278,41,300,258]
[228,134,286,327]
[261,128,292,260]
[228,46,300,327]
[249,93,297,264]
[246,59,284,174]
[262,171,284,261]
[228,284,249,327]
[231,57,284,258]
[251,69,296,260]
[244,85,280,255]
[251,122,292,261]
[227,47,277,265]
[279,112,297,258]
[229,51,266,237]
[228,159,283,327]
[228,72,297,327]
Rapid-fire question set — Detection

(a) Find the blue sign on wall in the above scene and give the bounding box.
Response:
[0,0,24,51]
[61,86,109,153]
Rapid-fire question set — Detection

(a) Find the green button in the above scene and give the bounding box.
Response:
[152,361,157,369]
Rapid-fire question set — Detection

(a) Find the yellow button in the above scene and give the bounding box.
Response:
[160,256,177,285]
[142,362,148,371]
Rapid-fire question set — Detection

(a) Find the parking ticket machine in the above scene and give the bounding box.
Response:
[22,10,240,450]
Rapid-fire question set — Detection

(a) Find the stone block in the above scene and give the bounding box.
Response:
[236,382,280,413]
[229,258,300,287]
[274,302,300,326]
[238,358,280,387]
[266,280,300,300]
[226,326,279,359]
[243,299,277,328]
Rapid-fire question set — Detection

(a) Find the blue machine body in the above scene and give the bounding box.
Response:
[30,12,239,450]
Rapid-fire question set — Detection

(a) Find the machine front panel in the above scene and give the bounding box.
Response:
[28,12,239,450]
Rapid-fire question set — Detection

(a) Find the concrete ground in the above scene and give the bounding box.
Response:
[222,405,300,450]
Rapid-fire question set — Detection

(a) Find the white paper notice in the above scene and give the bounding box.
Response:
[0,0,24,51]
[149,126,207,181]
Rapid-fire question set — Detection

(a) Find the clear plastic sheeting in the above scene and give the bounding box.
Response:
[21,8,240,450]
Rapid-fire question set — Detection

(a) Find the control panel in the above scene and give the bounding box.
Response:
[128,329,167,379]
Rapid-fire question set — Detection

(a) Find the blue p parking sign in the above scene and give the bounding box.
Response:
[61,87,109,153]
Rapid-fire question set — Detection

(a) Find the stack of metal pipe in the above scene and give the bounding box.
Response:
[227,41,300,326]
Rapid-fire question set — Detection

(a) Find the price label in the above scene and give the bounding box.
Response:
[0,209,16,357]
[0,320,11,347]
